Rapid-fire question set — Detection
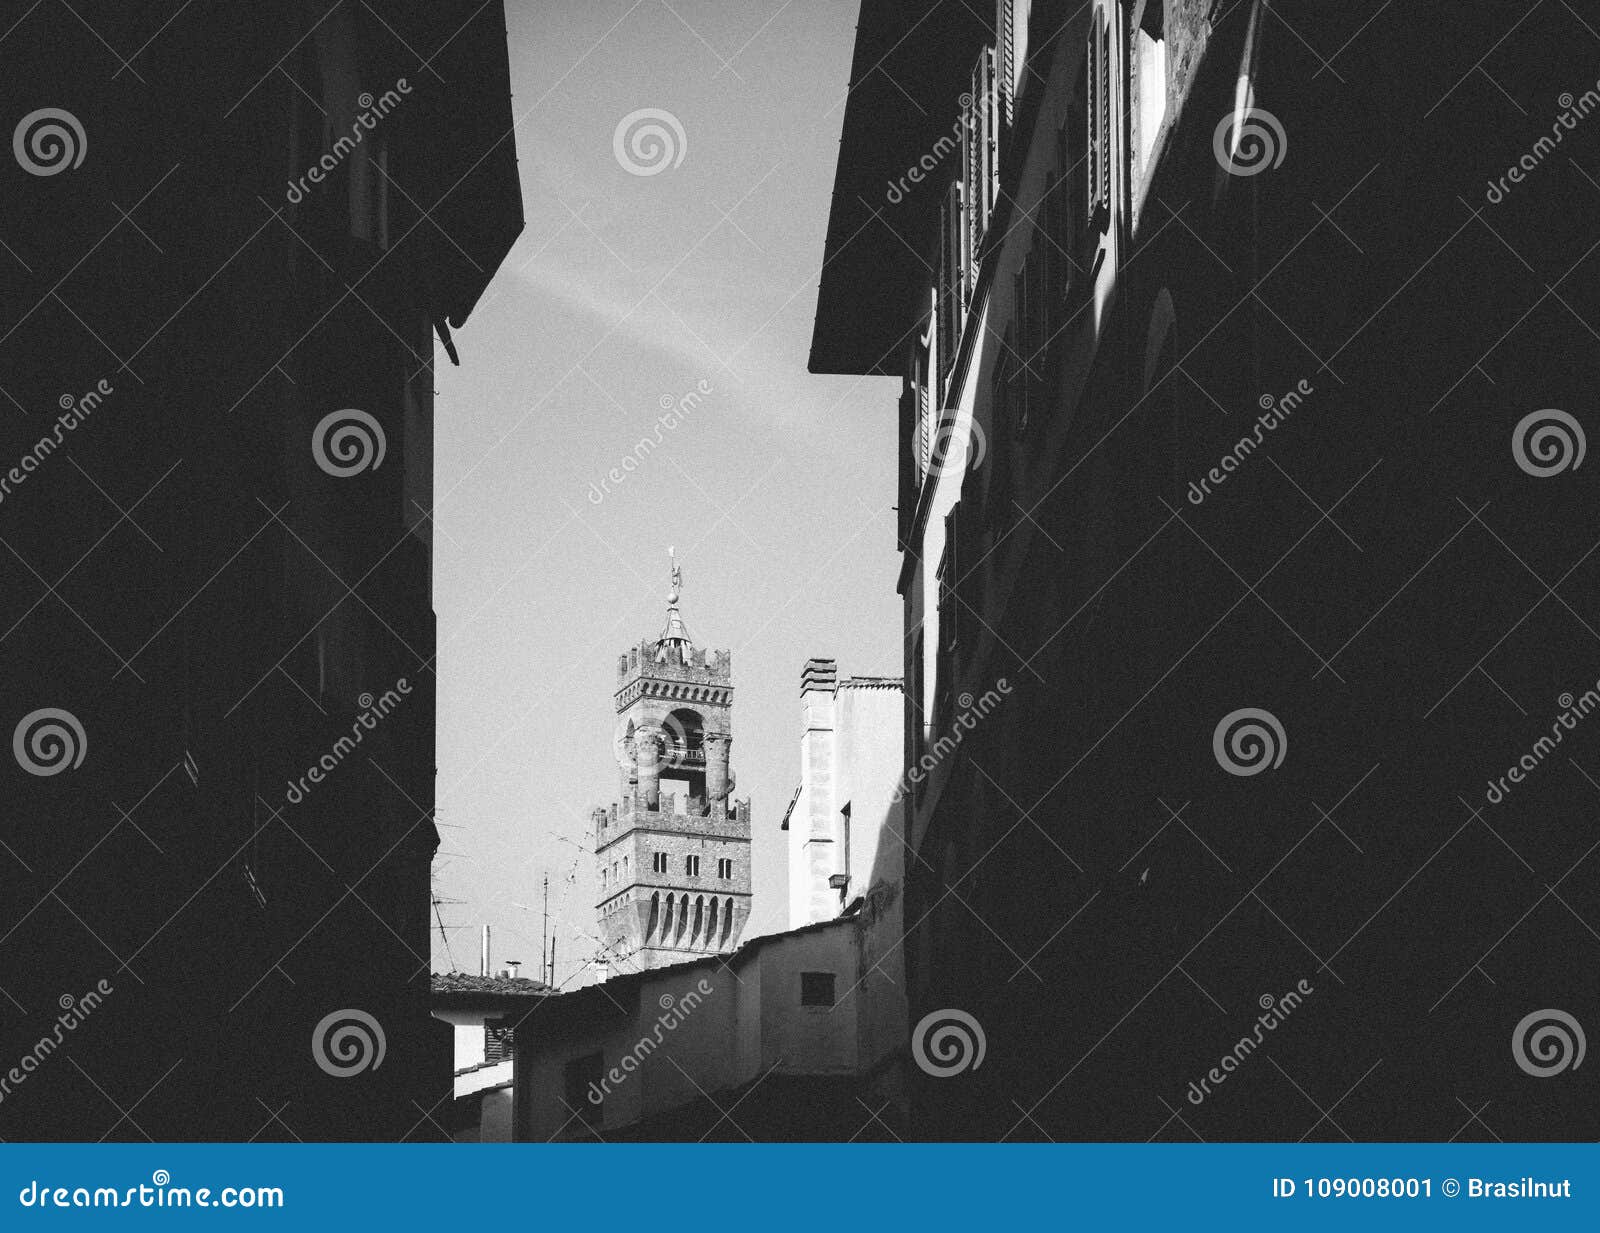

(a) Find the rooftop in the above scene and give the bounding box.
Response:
[431,971,553,998]
[808,0,991,374]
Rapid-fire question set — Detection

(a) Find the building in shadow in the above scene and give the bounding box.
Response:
[0,3,522,1140]
[512,654,906,1140]
[812,0,1600,1139]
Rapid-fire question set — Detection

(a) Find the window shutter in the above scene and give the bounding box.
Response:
[964,46,999,271]
[997,0,1016,127]
[1086,20,1099,218]
[1099,16,1112,215]
[938,185,962,386]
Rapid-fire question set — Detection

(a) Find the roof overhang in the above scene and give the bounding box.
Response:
[808,0,991,376]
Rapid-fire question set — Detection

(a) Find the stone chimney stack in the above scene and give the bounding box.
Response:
[795,658,839,927]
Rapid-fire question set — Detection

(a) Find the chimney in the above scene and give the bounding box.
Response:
[480,925,491,977]
[796,658,839,928]
[801,657,838,695]
[507,960,522,980]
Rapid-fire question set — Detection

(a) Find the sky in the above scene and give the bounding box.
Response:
[428,0,902,985]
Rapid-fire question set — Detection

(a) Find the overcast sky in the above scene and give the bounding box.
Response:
[429,0,902,983]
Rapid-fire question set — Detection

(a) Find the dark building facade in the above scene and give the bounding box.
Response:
[1,3,522,1140]
[814,1,1600,1139]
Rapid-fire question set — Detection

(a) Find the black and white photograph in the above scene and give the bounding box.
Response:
[0,2,1597,1215]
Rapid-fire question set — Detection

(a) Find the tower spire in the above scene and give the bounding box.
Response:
[658,546,692,661]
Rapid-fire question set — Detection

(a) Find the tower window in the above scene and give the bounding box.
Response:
[652,852,667,874]
[685,855,701,877]
[717,858,733,879]
[800,972,836,1007]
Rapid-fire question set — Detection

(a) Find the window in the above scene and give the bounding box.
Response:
[937,181,964,386]
[485,1019,514,1063]
[622,855,629,879]
[685,855,700,876]
[717,858,733,880]
[1135,2,1167,177]
[800,972,836,1007]
[938,505,961,655]
[997,0,1017,126]
[1086,17,1099,217]
[1099,16,1111,216]
[652,852,667,874]
[963,45,999,264]
[1086,9,1112,227]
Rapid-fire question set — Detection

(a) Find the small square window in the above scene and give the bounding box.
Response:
[800,972,835,1007]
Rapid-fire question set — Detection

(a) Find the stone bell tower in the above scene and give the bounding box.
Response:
[592,551,752,973]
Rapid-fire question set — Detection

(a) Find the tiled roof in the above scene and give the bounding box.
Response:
[430,971,552,996]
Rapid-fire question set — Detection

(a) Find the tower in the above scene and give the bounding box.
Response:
[593,551,752,972]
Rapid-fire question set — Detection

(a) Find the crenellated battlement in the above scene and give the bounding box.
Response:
[617,637,731,685]
[595,794,753,852]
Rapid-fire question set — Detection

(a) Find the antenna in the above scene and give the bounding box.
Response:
[431,896,457,969]
[542,873,550,989]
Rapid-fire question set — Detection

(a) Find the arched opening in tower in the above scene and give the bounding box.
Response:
[659,707,709,814]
